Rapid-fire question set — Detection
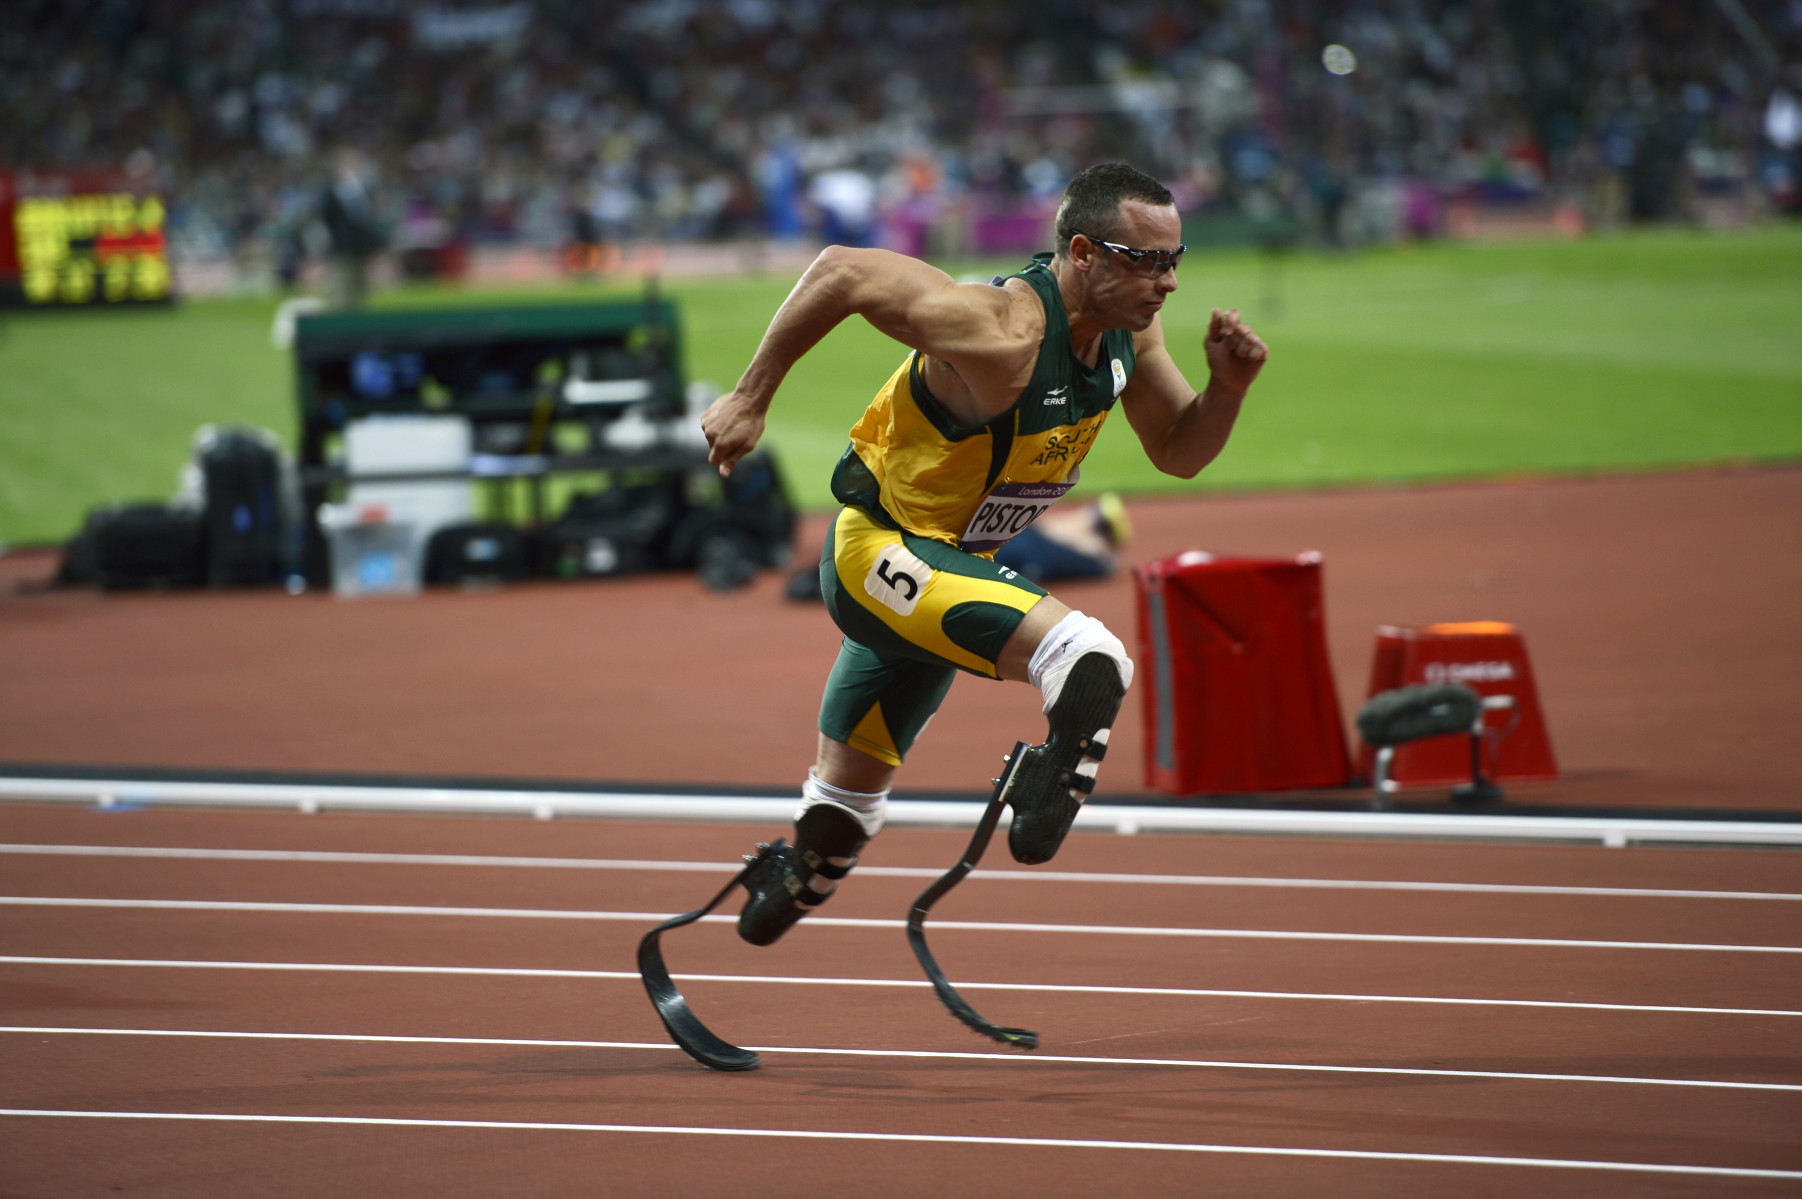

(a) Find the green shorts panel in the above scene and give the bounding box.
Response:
[816,638,958,767]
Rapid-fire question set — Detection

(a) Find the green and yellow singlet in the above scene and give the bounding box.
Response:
[814,252,1139,764]
[829,253,1136,554]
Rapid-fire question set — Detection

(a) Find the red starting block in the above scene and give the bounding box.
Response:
[1357,622,1558,788]
[1133,550,1352,795]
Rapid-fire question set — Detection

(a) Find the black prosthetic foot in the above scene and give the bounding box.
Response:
[737,801,869,946]
[1004,652,1126,865]
[638,842,777,1070]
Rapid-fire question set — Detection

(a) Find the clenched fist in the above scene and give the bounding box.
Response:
[1203,307,1268,396]
[700,389,768,478]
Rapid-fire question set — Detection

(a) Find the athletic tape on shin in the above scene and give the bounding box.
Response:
[1027,610,1134,713]
[797,769,889,839]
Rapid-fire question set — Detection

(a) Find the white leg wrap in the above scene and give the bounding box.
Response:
[1027,610,1135,714]
[796,769,889,839]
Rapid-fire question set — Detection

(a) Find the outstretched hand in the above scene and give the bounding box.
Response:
[1203,307,1269,396]
[700,389,768,478]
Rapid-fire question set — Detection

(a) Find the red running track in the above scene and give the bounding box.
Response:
[2,802,1799,1197]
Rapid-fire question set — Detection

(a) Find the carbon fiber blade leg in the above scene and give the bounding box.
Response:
[637,841,784,1071]
[905,744,1039,1051]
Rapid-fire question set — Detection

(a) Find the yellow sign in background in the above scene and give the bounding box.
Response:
[14,192,173,305]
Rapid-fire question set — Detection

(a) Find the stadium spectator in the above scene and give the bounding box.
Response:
[319,147,385,308]
[4,0,1797,291]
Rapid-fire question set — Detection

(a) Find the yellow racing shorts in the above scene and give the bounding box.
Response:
[816,505,1048,765]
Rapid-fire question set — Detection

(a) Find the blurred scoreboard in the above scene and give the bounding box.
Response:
[0,171,174,307]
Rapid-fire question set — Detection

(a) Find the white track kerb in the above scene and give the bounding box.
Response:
[1,776,1799,848]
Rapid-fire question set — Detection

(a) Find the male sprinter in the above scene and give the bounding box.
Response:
[702,163,1268,946]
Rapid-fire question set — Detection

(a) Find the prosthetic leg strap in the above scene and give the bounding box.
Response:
[637,842,780,1071]
[1065,729,1107,794]
[792,849,854,907]
[789,801,868,906]
[905,744,1039,1051]
[793,859,837,908]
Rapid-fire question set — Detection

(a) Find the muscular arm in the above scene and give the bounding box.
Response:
[702,246,1039,476]
[1119,307,1268,479]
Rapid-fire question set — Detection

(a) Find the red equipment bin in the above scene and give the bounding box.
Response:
[1134,550,1352,795]
[1356,622,1558,788]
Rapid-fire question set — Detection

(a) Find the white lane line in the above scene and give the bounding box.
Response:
[5,1027,1800,1093]
[1,1111,1798,1179]
[8,775,1802,847]
[5,895,1799,954]
[4,956,1798,1019]
[5,844,1796,902]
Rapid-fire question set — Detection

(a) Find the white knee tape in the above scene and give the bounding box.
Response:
[1027,610,1134,713]
[796,769,888,838]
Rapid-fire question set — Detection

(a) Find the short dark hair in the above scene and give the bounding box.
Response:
[1054,163,1175,259]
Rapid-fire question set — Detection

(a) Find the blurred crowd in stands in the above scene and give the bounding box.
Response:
[5,0,1801,291]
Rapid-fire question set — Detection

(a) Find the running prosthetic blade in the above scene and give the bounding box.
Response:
[737,801,869,947]
[906,745,1038,1050]
[638,842,779,1071]
[1005,651,1126,864]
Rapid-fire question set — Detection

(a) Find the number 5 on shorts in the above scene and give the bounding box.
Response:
[864,546,932,617]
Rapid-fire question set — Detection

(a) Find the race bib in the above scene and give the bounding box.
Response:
[958,474,1077,554]
[863,545,933,617]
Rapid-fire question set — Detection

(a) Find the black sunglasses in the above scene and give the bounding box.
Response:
[1075,230,1186,274]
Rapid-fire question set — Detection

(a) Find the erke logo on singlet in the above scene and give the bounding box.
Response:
[1043,385,1068,406]
[1111,358,1127,396]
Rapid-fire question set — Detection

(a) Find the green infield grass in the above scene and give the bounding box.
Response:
[3,224,1799,546]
